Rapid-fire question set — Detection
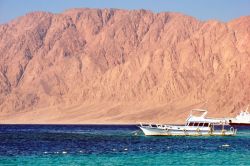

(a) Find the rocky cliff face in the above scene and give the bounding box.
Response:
[0,8,249,123]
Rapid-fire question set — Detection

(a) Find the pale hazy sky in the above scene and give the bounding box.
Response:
[0,0,249,24]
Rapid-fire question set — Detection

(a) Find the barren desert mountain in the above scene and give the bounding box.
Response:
[0,8,249,124]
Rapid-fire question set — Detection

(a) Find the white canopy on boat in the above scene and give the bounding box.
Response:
[186,109,227,124]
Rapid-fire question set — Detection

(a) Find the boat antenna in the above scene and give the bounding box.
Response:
[203,100,208,110]
[246,105,249,112]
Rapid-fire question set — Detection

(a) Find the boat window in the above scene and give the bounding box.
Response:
[189,122,194,126]
[199,123,204,126]
[193,123,198,126]
[151,124,157,127]
[203,123,209,127]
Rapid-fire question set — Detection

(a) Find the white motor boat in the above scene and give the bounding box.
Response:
[139,109,237,136]
[229,106,250,126]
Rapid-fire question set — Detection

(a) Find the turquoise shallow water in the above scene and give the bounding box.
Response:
[0,125,249,165]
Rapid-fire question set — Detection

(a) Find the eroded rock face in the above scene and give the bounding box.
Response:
[0,8,249,122]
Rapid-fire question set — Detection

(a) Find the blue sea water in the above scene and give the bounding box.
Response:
[0,125,249,165]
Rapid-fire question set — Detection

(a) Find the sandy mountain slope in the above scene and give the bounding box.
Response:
[0,8,249,124]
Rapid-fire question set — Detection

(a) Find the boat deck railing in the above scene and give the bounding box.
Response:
[139,123,170,128]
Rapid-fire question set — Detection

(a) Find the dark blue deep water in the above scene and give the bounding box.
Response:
[0,125,250,165]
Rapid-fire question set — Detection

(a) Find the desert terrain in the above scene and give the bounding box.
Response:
[0,8,249,124]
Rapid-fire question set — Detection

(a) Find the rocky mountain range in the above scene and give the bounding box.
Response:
[0,8,249,123]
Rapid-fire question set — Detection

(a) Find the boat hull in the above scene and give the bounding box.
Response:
[229,123,250,126]
[139,126,236,136]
